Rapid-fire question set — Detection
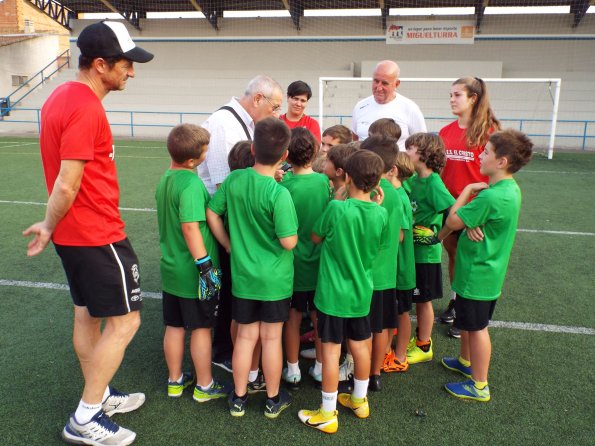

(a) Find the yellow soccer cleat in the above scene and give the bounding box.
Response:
[298,408,338,434]
[337,393,370,419]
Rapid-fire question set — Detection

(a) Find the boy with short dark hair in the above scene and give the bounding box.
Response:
[227,140,254,171]
[405,133,455,364]
[323,143,359,199]
[368,118,402,143]
[438,129,533,402]
[207,117,298,419]
[281,127,332,389]
[312,124,353,172]
[156,124,228,403]
[360,136,403,390]
[298,150,388,434]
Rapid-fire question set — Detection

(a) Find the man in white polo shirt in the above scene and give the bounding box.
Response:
[352,60,426,150]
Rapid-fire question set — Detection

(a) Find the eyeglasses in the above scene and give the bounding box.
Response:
[262,95,282,112]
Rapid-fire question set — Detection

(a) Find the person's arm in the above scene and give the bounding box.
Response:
[23,159,85,256]
[399,228,404,243]
[438,182,488,241]
[279,235,298,250]
[181,222,207,259]
[206,209,230,253]
[311,233,323,244]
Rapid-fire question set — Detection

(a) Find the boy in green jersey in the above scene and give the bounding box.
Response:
[280,128,332,389]
[360,136,404,390]
[405,133,455,364]
[298,150,388,434]
[323,143,359,199]
[155,124,228,402]
[437,129,533,402]
[384,152,417,373]
[207,117,298,419]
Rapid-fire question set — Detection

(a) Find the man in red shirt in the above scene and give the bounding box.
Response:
[23,21,153,445]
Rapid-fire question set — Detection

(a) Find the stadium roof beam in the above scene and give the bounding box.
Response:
[570,0,593,27]
[27,0,74,30]
[98,0,142,30]
[282,0,304,30]
[474,0,488,34]
[193,0,221,30]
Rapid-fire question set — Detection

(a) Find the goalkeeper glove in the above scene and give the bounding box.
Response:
[195,255,222,301]
[413,225,440,246]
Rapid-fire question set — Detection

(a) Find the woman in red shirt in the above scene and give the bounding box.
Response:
[438,77,500,336]
[280,80,321,143]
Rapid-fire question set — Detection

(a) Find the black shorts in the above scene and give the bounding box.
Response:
[369,289,398,333]
[232,296,290,324]
[163,291,218,329]
[55,238,142,317]
[316,311,371,344]
[396,288,414,314]
[412,263,443,303]
[290,291,316,313]
[453,295,497,331]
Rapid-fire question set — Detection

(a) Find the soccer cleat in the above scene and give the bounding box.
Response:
[406,339,433,364]
[102,387,145,417]
[439,299,456,324]
[338,374,354,394]
[228,393,247,417]
[167,372,194,398]
[445,380,490,402]
[382,350,395,373]
[368,375,381,392]
[441,357,472,379]
[407,336,416,350]
[282,368,302,390]
[62,410,135,446]
[448,326,462,339]
[247,371,267,394]
[300,329,316,344]
[384,356,409,373]
[300,348,317,359]
[193,380,230,403]
[308,365,322,383]
[212,358,233,373]
[298,408,338,434]
[338,356,354,381]
[264,390,292,419]
[338,393,370,419]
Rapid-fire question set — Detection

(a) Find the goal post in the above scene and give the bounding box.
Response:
[319,77,562,159]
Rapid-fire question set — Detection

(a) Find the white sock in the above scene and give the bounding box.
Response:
[101,386,111,402]
[170,373,184,384]
[287,360,300,376]
[321,390,337,413]
[248,369,259,382]
[353,378,369,400]
[313,360,322,376]
[199,379,214,391]
[74,400,102,424]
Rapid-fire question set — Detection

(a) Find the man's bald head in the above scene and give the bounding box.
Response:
[372,60,400,104]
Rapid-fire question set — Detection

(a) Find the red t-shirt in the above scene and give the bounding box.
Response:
[439,120,489,199]
[280,114,321,142]
[40,82,126,246]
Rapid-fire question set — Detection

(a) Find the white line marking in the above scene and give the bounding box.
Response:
[522,170,593,175]
[3,279,592,334]
[517,229,595,236]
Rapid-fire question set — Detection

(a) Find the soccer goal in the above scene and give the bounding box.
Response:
[318,77,561,159]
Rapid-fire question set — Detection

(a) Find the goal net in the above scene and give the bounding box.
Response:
[319,77,561,159]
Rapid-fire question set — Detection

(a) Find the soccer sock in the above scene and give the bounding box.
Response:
[287,360,300,376]
[416,338,431,352]
[313,360,323,376]
[352,378,369,400]
[101,386,111,402]
[74,400,102,424]
[458,356,471,367]
[248,369,259,382]
[169,373,184,384]
[199,379,214,391]
[321,390,337,413]
[473,380,488,390]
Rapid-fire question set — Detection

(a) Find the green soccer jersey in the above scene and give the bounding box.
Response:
[395,186,416,291]
[281,171,332,291]
[372,178,403,290]
[453,179,522,301]
[156,169,220,298]
[208,168,298,301]
[313,198,389,318]
[409,172,455,263]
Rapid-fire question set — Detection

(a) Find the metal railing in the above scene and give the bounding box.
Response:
[0,49,70,117]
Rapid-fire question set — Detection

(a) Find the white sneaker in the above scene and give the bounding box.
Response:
[338,355,354,381]
[300,348,316,359]
[102,387,145,417]
[62,410,136,446]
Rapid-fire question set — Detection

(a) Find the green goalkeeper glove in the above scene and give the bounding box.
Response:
[195,255,222,301]
[413,225,440,246]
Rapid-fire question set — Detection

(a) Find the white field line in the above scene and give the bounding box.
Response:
[522,170,593,175]
[2,279,593,335]
[4,200,594,236]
